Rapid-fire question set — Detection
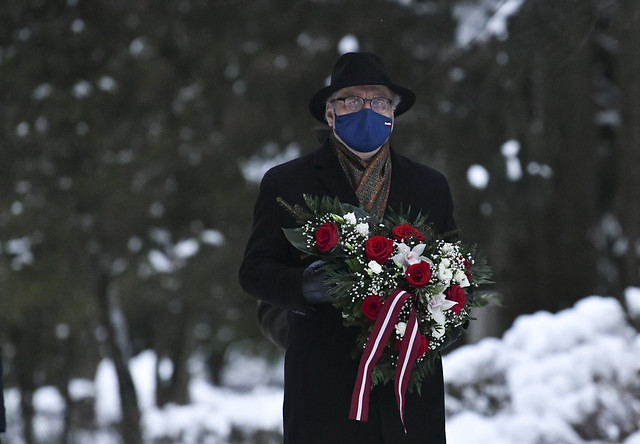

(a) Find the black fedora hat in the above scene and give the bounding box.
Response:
[309,52,416,123]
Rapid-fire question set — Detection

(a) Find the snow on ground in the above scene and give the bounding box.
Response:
[3,288,640,443]
[445,289,640,444]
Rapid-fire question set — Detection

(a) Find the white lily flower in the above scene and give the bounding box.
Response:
[395,322,407,337]
[454,270,470,288]
[367,260,383,275]
[344,212,357,225]
[431,325,445,339]
[427,293,457,325]
[392,242,430,270]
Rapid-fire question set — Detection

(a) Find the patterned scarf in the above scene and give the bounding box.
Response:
[332,134,392,218]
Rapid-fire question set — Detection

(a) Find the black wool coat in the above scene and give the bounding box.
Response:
[239,139,456,444]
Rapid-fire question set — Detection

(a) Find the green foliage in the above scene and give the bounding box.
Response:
[279,194,367,226]
[383,205,434,238]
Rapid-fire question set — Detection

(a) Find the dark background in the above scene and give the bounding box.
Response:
[1,0,638,442]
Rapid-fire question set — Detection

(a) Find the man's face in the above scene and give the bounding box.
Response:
[326,85,394,124]
[325,84,395,159]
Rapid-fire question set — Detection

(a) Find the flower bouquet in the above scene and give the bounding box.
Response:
[280,195,493,426]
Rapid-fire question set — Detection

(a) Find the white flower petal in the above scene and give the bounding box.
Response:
[455,270,470,287]
[344,212,356,225]
[428,293,458,325]
[405,251,421,265]
[368,260,383,274]
[440,299,457,311]
[441,243,456,256]
[438,268,453,282]
[392,253,406,268]
[355,222,369,236]
[430,306,447,325]
[431,325,445,339]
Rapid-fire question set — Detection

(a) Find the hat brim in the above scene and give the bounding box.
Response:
[309,81,416,123]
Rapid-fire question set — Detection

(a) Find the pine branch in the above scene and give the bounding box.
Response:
[277,197,315,224]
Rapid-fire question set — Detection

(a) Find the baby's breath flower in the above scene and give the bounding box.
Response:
[441,242,456,257]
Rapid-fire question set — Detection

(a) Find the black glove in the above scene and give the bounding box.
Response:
[440,321,469,352]
[301,260,330,304]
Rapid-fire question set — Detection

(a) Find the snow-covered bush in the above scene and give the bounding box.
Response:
[445,288,640,444]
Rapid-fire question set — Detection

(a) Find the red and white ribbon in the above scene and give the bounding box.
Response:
[394,307,423,432]
[349,288,425,432]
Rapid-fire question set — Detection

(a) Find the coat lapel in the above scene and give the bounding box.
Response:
[387,148,412,210]
[312,141,359,205]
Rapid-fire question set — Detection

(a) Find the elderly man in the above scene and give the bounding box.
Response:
[239,52,455,444]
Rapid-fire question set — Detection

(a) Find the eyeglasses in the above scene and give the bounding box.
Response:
[331,96,393,114]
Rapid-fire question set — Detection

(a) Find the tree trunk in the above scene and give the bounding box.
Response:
[533,0,599,309]
[156,303,191,407]
[613,0,640,290]
[93,250,142,444]
[10,326,35,444]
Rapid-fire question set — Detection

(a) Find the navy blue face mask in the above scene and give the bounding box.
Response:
[334,109,393,153]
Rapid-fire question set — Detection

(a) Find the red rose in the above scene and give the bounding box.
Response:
[391,223,425,242]
[361,294,383,321]
[315,222,338,252]
[395,333,429,358]
[418,335,430,356]
[365,235,394,264]
[405,261,431,288]
[463,258,473,282]
[445,284,466,315]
